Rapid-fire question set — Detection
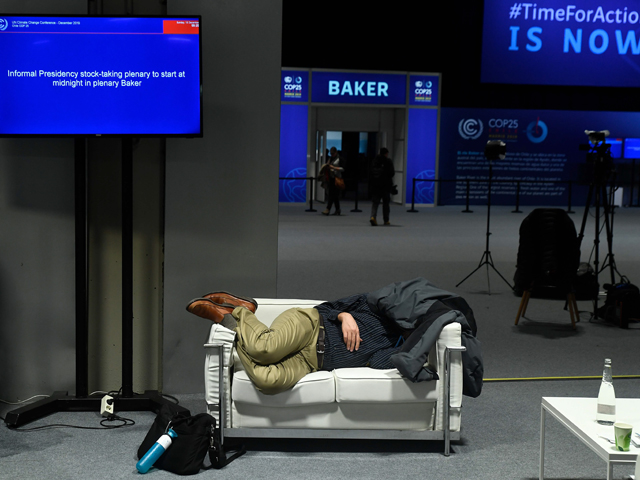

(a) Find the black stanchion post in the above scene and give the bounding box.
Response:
[305,176,317,212]
[567,180,575,214]
[462,179,473,213]
[512,180,522,213]
[351,178,362,212]
[408,177,418,212]
[629,159,638,207]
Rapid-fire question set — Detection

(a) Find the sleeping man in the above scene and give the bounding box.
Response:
[186,278,482,397]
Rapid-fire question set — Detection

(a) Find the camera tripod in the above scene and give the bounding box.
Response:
[457,158,514,294]
[577,168,620,314]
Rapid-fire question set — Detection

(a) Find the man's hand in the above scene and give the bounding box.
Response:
[338,312,362,352]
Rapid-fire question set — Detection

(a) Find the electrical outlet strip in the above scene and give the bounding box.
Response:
[100,395,114,417]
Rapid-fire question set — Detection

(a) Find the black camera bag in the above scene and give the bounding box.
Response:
[137,404,245,475]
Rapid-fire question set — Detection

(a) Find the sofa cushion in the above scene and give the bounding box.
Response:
[334,367,438,403]
[232,369,335,407]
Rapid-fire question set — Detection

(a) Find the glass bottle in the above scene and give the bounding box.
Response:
[596,358,615,425]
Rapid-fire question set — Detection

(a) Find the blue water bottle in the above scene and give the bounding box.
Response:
[136,428,177,474]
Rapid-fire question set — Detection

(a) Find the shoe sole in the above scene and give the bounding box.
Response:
[185,297,236,323]
[202,291,258,311]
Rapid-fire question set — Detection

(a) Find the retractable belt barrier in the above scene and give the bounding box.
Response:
[407,178,582,213]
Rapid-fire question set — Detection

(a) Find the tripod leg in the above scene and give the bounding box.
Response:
[599,184,617,285]
[456,252,489,287]
[486,253,515,290]
[567,293,577,329]
[577,184,594,249]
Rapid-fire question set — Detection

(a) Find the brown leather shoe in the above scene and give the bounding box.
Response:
[202,291,257,313]
[186,298,236,323]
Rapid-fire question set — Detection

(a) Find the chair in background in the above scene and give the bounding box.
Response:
[513,208,581,329]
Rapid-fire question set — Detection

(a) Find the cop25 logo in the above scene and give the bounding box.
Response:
[0,19,8,31]
[458,119,484,140]
[415,80,433,88]
[526,119,548,143]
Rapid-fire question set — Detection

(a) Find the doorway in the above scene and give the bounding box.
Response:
[311,106,406,205]
[325,131,379,200]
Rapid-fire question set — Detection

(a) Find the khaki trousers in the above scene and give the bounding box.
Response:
[233,306,320,395]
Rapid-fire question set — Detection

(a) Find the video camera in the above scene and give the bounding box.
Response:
[579,130,614,182]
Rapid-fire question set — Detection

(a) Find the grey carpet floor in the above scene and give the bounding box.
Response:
[1,202,639,479]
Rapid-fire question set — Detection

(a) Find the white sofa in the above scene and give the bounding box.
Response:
[203,298,466,455]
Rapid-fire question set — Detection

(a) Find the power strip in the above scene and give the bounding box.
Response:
[100,395,114,417]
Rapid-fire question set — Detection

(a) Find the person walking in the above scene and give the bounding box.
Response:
[321,147,344,216]
[369,147,395,226]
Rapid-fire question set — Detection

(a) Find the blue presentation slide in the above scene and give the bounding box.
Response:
[481,0,640,86]
[0,16,201,135]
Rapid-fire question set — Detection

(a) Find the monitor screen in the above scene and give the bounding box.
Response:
[0,15,202,136]
[623,138,640,159]
[606,138,623,159]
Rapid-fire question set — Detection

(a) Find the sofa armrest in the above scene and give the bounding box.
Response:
[204,324,236,429]
[432,322,464,433]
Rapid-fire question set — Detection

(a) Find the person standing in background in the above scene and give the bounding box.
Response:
[321,147,344,216]
[369,147,395,226]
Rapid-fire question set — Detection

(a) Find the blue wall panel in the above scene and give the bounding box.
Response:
[279,104,309,202]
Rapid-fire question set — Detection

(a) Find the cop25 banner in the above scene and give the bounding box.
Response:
[279,104,309,202]
[482,0,640,86]
[439,108,640,206]
[281,70,308,102]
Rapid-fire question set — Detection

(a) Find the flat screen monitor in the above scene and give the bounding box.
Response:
[606,138,623,159]
[0,15,202,136]
[623,138,640,159]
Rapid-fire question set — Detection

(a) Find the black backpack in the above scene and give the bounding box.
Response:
[371,157,385,180]
[597,282,640,328]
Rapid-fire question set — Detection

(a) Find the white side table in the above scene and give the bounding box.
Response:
[540,397,639,480]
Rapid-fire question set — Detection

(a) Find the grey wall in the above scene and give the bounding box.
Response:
[0,0,283,401]
[0,1,85,401]
[163,1,283,392]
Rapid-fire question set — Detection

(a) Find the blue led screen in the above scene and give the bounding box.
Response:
[623,138,640,158]
[481,0,640,86]
[0,16,202,135]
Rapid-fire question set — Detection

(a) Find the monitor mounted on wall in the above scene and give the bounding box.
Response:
[0,15,202,137]
[623,138,640,159]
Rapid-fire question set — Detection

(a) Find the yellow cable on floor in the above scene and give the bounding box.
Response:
[484,375,640,382]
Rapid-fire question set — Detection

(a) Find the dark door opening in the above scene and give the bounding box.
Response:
[328,131,379,201]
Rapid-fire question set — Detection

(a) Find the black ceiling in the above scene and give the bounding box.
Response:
[281,0,639,112]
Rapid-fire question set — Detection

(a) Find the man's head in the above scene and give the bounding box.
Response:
[330,147,338,158]
[380,147,389,157]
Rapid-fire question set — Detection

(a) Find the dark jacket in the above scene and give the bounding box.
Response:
[513,208,580,293]
[369,154,395,194]
[367,277,483,398]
